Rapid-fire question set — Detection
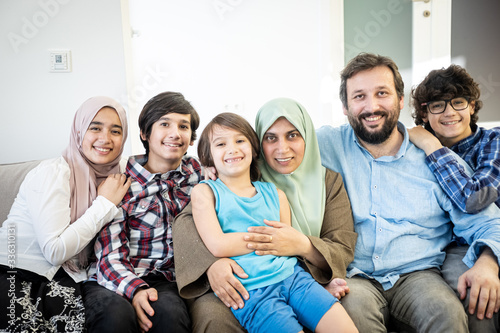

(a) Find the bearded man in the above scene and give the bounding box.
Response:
[316,53,500,333]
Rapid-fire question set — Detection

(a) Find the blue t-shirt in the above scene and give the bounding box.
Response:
[202,179,297,291]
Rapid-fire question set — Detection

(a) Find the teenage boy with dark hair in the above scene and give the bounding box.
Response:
[83,91,202,333]
[410,64,500,213]
[409,64,500,332]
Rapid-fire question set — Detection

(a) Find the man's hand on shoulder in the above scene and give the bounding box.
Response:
[132,287,158,332]
[458,247,500,320]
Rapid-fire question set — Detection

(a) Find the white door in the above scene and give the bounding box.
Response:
[411,0,452,87]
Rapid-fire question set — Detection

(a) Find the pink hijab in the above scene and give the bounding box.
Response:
[62,96,127,267]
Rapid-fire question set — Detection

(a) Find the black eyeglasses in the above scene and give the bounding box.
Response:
[421,97,471,114]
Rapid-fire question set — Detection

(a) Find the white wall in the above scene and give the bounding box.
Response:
[127,0,345,157]
[2,1,496,164]
[0,0,128,163]
[1,0,345,163]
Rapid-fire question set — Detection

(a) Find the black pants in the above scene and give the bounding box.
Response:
[0,265,85,332]
[82,275,191,333]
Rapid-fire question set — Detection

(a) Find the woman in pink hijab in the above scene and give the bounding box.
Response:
[0,96,131,333]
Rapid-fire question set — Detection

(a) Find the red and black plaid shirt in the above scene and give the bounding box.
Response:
[94,154,202,300]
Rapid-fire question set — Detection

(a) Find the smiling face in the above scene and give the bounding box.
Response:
[141,112,193,172]
[262,117,305,175]
[423,99,474,147]
[210,125,253,181]
[82,107,123,165]
[343,66,403,145]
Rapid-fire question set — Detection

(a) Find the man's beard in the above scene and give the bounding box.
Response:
[347,108,400,145]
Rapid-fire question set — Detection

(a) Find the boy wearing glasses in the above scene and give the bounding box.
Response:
[410,64,500,214]
[409,64,500,332]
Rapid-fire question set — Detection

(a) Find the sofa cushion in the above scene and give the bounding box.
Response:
[0,160,41,226]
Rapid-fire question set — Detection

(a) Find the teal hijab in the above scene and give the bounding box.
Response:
[255,98,325,237]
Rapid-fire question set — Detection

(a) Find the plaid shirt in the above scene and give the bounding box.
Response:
[426,125,500,213]
[94,154,202,300]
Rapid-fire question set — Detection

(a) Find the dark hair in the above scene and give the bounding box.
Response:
[138,92,200,154]
[340,53,405,109]
[198,112,261,182]
[411,64,482,130]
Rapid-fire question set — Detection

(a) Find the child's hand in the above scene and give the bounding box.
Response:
[407,126,442,155]
[325,278,350,300]
[203,166,217,180]
[132,287,158,332]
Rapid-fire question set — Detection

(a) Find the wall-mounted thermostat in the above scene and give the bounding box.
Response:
[49,50,72,73]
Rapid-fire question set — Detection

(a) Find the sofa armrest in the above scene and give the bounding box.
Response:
[0,160,41,226]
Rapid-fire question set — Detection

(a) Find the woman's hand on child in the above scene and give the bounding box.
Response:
[325,278,350,300]
[97,174,131,206]
[246,219,310,257]
[207,258,249,310]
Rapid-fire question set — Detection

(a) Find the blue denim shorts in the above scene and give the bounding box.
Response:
[232,265,338,333]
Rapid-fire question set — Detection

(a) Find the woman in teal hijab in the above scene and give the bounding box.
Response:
[256,98,326,237]
[250,97,356,285]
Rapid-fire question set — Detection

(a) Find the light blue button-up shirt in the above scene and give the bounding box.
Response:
[316,122,500,290]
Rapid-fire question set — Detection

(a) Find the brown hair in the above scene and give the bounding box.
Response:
[198,112,261,182]
[340,53,404,109]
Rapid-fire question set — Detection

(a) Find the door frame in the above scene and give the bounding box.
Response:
[412,0,452,86]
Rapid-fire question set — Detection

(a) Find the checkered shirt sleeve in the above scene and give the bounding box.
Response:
[94,155,202,300]
[426,128,500,213]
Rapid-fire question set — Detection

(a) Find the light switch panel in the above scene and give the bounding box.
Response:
[49,50,71,73]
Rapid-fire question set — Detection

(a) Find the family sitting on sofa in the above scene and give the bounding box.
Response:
[1,53,499,333]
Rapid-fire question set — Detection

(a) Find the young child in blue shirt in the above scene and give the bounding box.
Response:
[191,112,357,333]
